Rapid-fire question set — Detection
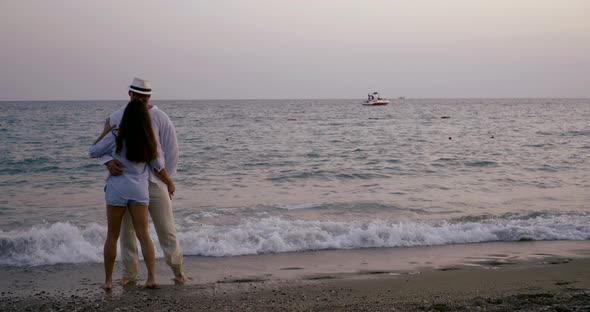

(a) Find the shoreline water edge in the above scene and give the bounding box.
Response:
[1,241,589,311]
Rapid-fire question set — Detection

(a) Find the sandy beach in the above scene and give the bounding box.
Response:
[1,240,589,311]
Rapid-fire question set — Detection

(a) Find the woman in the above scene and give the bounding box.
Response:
[90,99,175,290]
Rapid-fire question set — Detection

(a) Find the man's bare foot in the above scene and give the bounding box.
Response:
[173,274,188,285]
[144,282,158,289]
[120,278,136,286]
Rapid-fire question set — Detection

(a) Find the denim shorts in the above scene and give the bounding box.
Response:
[104,184,149,207]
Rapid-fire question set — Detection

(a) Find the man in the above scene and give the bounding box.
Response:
[98,77,187,285]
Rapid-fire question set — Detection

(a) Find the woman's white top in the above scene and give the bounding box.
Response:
[97,105,178,187]
[90,131,164,202]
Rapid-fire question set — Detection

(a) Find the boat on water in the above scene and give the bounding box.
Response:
[363,92,390,106]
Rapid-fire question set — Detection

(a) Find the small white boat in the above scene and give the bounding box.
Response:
[363,92,390,106]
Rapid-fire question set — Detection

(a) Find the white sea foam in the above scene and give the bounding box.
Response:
[0,214,588,266]
[0,222,105,266]
[177,214,590,257]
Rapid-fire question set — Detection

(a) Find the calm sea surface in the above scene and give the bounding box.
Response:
[1,99,589,266]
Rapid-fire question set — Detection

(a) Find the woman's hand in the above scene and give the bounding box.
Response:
[104,118,115,132]
[166,181,176,199]
[94,118,115,144]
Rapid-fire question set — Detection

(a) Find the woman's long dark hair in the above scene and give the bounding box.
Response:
[116,99,158,163]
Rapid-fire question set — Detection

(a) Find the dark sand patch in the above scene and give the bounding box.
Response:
[472,260,516,267]
[217,277,267,284]
[304,275,336,280]
[279,267,304,270]
[436,267,461,271]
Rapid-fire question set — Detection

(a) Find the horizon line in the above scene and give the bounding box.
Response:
[1,96,589,102]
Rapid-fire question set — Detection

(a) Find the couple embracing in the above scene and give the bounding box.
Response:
[90,78,187,290]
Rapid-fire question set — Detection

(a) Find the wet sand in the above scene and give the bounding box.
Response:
[1,241,589,311]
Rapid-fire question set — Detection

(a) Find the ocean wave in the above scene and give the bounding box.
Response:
[268,170,391,182]
[567,130,590,136]
[464,161,498,167]
[0,168,25,175]
[0,222,105,266]
[0,213,588,267]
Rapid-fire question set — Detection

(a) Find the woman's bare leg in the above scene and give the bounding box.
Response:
[128,203,156,288]
[104,205,126,290]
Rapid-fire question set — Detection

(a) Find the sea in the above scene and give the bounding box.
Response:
[1,98,589,267]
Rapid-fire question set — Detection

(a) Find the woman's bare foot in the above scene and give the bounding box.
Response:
[173,274,188,285]
[143,274,157,289]
[103,277,114,291]
[102,282,113,291]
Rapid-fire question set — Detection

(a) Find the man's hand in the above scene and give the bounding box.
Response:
[106,160,123,176]
[166,182,176,200]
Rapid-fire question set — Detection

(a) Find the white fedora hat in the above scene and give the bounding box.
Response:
[128,77,153,95]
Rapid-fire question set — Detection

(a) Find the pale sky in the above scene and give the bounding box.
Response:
[1,0,589,100]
